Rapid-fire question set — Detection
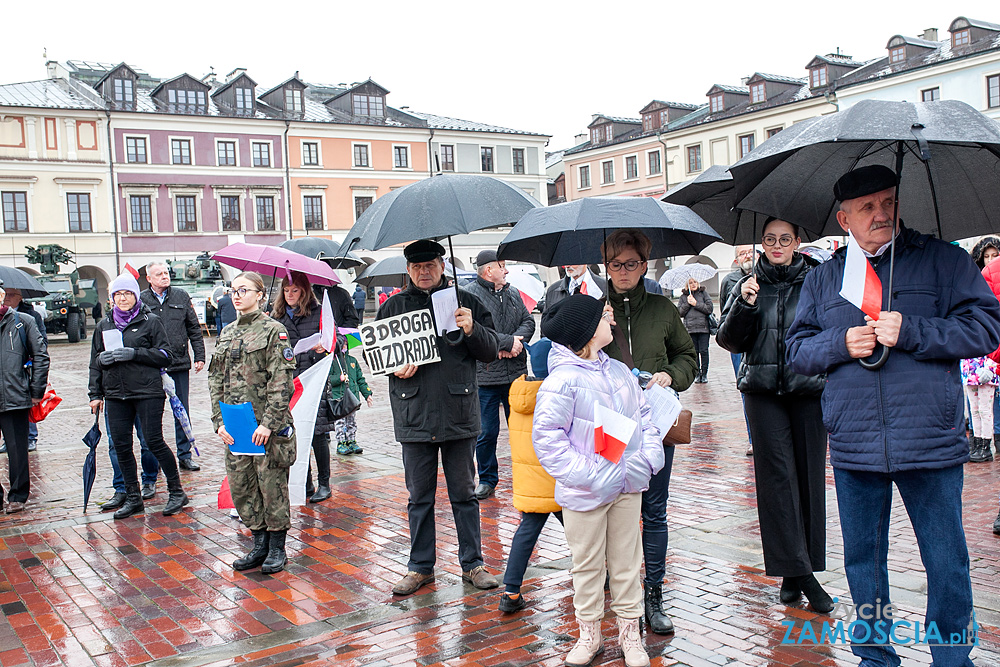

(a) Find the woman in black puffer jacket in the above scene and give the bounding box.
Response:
[678,278,713,383]
[716,218,831,613]
[272,271,337,503]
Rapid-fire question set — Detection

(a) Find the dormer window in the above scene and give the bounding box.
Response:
[353,94,384,116]
[235,87,254,113]
[953,29,970,47]
[659,110,669,125]
[113,78,134,105]
[284,89,303,113]
[710,94,724,113]
[890,46,906,63]
[167,89,206,108]
[643,114,653,131]
[810,66,828,88]
[750,82,766,104]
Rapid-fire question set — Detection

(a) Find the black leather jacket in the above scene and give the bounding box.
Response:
[140,287,205,373]
[0,308,49,411]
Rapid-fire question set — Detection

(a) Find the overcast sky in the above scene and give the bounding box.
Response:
[3,0,997,150]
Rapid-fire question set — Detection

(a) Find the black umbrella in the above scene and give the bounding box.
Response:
[82,415,101,512]
[279,237,366,270]
[730,98,1000,369]
[662,165,769,246]
[355,255,473,288]
[497,196,721,266]
[0,266,48,298]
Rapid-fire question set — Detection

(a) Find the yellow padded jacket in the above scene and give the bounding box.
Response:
[509,375,561,514]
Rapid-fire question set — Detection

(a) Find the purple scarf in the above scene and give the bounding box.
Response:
[112,303,141,331]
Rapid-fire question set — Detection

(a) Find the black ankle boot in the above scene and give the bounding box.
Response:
[162,477,189,516]
[309,485,331,503]
[779,576,802,603]
[261,530,287,574]
[799,574,834,613]
[971,437,994,463]
[113,485,144,520]
[643,583,675,635]
[233,530,270,571]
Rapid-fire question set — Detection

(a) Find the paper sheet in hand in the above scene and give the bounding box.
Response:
[219,401,264,455]
[292,333,322,356]
[431,289,460,334]
[643,384,683,438]
[102,328,123,351]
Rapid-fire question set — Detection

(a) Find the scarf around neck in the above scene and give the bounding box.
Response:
[113,303,141,331]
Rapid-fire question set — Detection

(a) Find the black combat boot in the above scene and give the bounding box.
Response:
[113,484,144,520]
[162,474,189,516]
[971,437,994,463]
[643,583,674,635]
[261,530,288,574]
[233,530,270,571]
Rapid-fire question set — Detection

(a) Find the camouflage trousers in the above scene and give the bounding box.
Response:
[225,450,291,531]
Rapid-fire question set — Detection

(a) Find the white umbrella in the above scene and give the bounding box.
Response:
[658,263,718,291]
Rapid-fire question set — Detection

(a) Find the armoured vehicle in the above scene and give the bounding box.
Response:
[165,253,226,327]
[25,244,98,343]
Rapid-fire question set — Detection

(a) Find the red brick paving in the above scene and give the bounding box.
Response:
[0,338,997,665]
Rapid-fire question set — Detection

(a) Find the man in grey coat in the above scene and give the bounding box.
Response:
[464,249,536,499]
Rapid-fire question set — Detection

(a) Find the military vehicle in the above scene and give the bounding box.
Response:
[25,244,98,343]
[166,253,226,327]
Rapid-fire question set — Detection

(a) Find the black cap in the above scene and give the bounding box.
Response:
[404,239,446,263]
[475,249,498,267]
[834,165,898,202]
[541,294,605,352]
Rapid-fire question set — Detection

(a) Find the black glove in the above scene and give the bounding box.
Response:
[111,347,136,363]
[98,350,116,367]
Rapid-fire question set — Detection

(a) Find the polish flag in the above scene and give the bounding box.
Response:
[581,272,604,299]
[217,476,235,510]
[319,290,336,352]
[506,272,545,312]
[288,353,335,505]
[123,263,140,280]
[839,233,882,320]
[593,402,637,464]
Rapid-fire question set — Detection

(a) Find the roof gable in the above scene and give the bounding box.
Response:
[706,84,749,96]
[93,63,138,89]
[326,79,389,103]
[212,72,257,97]
[150,73,210,98]
[950,16,1000,33]
[259,76,306,99]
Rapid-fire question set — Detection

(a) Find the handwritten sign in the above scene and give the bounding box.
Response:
[360,309,440,376]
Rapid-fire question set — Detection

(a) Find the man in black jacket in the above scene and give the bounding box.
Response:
[0,289,46,454]
[314,283,360,329]
[379,240,501,597]
[464,249,535,500]
[141,262,206,472]
[0,283,49,514]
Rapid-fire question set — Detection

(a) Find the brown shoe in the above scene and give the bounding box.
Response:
[392,571,434,596]
[5,501,25,514]
[462,565,499,590]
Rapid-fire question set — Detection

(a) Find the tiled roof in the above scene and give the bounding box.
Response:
[0,79,104,110]
[545,150,566,168]
[751,72,807,85]
[671,84,815,132]
[708,84,750,95]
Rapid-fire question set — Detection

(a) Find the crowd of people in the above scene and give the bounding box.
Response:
[3,164,1000,667]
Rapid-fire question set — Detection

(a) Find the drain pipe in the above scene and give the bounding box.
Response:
[104,108,121,272]
[427,127,436,179]
[284,120,293,239]
[656,130,669,195]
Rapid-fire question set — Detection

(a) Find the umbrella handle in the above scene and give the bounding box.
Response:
[858,344,890,371]
[443,329,466,346]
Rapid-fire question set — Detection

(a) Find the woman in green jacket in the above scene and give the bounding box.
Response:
[601,229,698,636]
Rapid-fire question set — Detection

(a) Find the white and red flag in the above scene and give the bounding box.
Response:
[506,272,545,312]
[319,290,337,352]
[593,402,637,465]
[579,272,604,299]
[288,353,335,505]
[123,262,140,280]
[839,233,883,320]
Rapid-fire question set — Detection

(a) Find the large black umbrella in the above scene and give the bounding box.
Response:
[355,255,473,288]
[0,266,48,298]
[82,415,101,512]
[730,98,1000,369]
[279,237,366,270]
[662,165,768,246]
[497,197,721,266]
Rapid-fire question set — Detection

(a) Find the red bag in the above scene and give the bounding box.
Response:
[29,384,61,423]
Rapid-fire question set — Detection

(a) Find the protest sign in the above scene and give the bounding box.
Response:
[360,309,440,376]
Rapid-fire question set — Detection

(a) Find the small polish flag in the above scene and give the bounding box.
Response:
[593,402,637,464]
[217,476,235,510]
[840,233,883,320]
[319,290,336,352]
[506,272,545,312]
[580,272,604,299]
[123,263,139,280]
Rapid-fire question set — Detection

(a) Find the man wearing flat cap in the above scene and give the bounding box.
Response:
[464,248,535,500]
[787,164,1000,667]
[377,239,501,596]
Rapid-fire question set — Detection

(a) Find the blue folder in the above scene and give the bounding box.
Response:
[219,401,265,456]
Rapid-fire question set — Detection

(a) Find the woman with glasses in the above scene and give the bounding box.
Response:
[716,218,831,613]
[677,278,713,384]
[209,271,297,574]
[88,272,189,520]
[271,271,339,502]
[601,229,698,636]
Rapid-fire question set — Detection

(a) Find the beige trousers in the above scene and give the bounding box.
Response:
[563,492,643,621]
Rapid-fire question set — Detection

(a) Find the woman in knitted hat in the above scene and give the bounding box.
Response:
[533,294,664,667]
[88,272,189,519]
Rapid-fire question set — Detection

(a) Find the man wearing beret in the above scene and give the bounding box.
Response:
[464,248,535,500]
[787,165,1000,667]
[378,239,501,596]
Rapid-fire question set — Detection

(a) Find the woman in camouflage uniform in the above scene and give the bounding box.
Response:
[209,271,297,574]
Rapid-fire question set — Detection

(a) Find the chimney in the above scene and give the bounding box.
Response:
[46,60,68,80]
[226,67,247,82]
[575,133,587,144]
[920,28,938,42]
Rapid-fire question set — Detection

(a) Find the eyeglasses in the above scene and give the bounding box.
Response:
[227,287,261,298]
[112,291,134,299]
[607,259,643,272]
[762,235,795,247]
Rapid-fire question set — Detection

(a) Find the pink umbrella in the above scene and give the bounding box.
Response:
[213,242,341,286]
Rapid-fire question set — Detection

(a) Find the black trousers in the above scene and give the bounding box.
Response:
[306,432,330,487]
[744,393,827,577]
[0,409,30,503]
[401,438,483,574]
[106,398,180,492]
[690,332,710,377]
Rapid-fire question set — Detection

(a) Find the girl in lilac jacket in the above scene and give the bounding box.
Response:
[532,295,663,667]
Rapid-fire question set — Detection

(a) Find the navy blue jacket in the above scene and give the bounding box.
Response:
[786,226,1000,472]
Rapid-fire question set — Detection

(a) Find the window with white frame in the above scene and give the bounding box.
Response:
[648,151,661,176]
[601,160,614,184]
[512,148,525,174]
[579,165,591,189]
[750,82,766,104]
[710,94,724,113]
[302,142,319,166]
[303,196,324,229]
[481,147,494,172]
[766,126,783,138]
[284,89,302,113]
[810,67,828,88]
[67,193,92,232]
[175,195,198,232]
[953,29,970,48]
[235,87,254,114]
[687,145,702,173]
[352,94,384,116]
[252,142,271,167]
[217,141,236,166]
[921,87,940,102]
[129,195,152,232]
[394,146,409,169]
[440,145,454,171]
[113,78,134,106]
[171,139,191,165]
[990,75,1000,109]
[126,136,147,164]
[890,46,906,63]
[625,155,638,180]
[353,144,370,168]
[2,191,28,232]
[738,133,756,158]
[167,89,207,109]
[355,196,374,220]
[221,196,241,231]
[256,196,275,231]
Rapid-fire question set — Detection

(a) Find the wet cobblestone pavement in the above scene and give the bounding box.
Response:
[2,336,1000,666]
